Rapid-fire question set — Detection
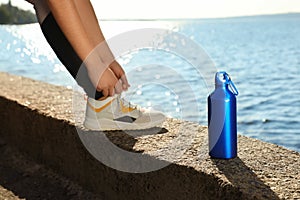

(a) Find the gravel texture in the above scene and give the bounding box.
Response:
[0,72,299,200]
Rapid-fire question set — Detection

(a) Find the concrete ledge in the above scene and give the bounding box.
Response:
[0,72,299,200]
[0,135,101,199]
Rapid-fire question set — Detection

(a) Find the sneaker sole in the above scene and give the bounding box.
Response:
[83,117,166,131]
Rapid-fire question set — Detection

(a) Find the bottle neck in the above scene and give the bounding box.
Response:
[215,83,228,89]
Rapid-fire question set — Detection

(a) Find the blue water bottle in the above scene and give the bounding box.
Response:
[208,71,238,159]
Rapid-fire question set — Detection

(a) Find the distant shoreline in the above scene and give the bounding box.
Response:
[0,2,37,24]
[98,12,300,21]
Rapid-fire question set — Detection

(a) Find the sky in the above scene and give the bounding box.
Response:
[1,0,300,19]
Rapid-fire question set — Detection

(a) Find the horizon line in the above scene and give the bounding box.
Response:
[97,12,300,21]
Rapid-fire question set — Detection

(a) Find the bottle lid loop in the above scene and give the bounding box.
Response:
[224,73,239,96]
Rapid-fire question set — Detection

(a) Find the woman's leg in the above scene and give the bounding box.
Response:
[33,0,103,99]
[74,0,106,46]
[73,0,130,89]
[73,0,114,65]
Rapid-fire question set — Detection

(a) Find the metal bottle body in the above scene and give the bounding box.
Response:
[208,72,238,159]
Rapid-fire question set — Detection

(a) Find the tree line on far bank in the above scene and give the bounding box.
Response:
[0,2,37,24]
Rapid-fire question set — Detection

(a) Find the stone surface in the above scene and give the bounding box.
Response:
[0,72,299,200]
[0,138,102,200]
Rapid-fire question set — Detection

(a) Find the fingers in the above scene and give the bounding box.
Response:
[101,88,109,97]
[98,87,115,100]
[98,81,123,100]
[120,74,130,90]
[95,68,123,99]
[114,79,123,94]
[109,61,130,90]
[98,88,108,100]
[91,62,130,99]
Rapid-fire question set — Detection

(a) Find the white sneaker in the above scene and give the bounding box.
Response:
[83,94,166,131]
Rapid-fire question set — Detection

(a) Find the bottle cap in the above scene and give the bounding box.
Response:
[215,71,227,86]
[215,71,238,95]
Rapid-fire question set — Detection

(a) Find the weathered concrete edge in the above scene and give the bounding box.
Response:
[0,72,299,200]
[1,94,234,200]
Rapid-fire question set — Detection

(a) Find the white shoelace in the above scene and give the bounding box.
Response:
[117,95,140,111]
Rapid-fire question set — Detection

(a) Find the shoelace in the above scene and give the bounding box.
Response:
[119,96,138,109]
[117,95,147,115]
